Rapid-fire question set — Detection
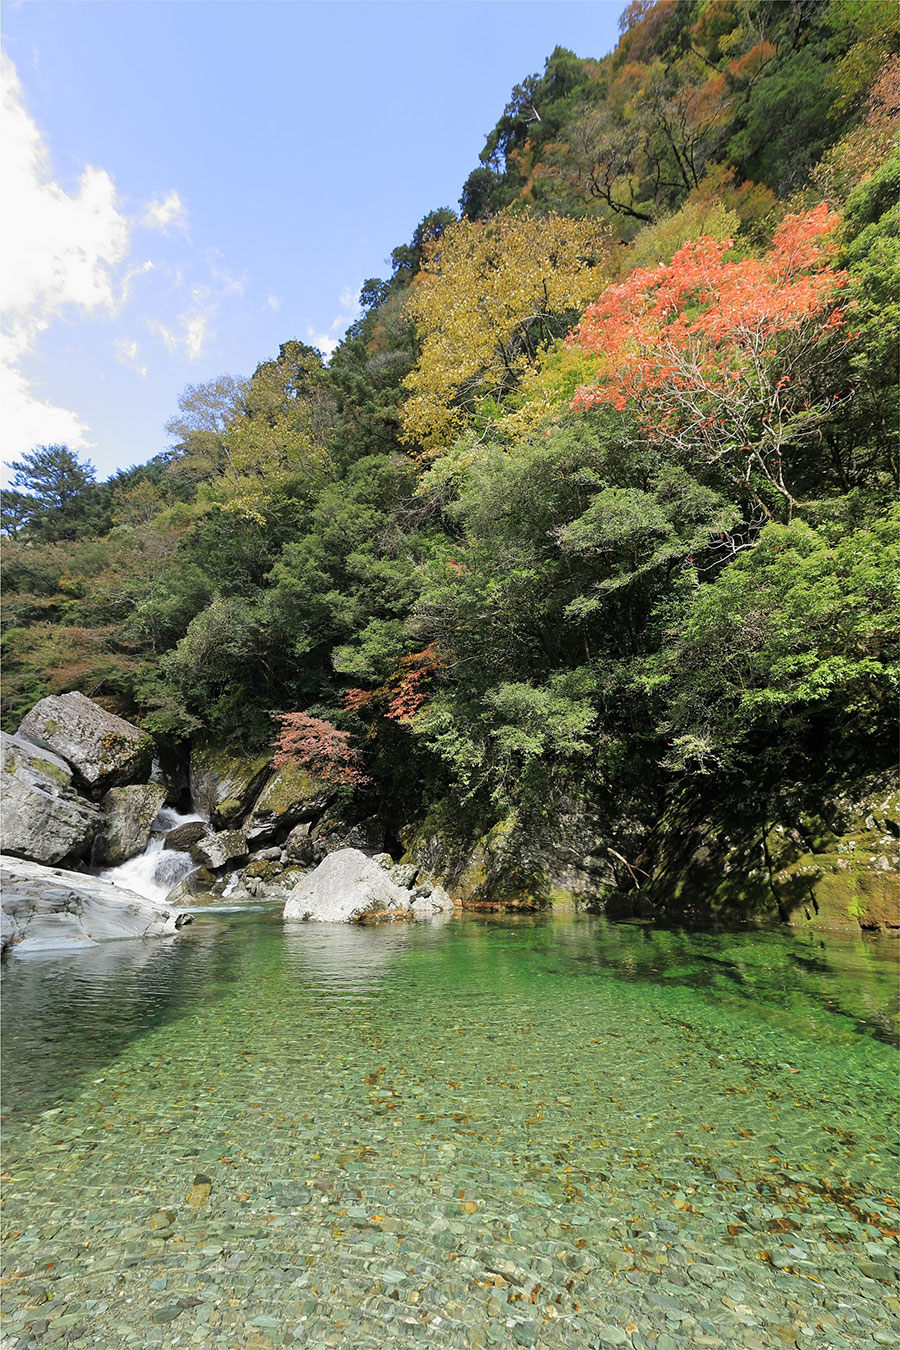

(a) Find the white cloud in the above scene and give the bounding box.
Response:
[211,263,246,297]
[120,258,154,304]
[0,51,236,465]
[183,310,211,362]
[1,52,129,358]
[307,283,362,359]
[141,189,187,233]
[267,293,281,312]
[114,337,148,378]
[0,357,92,457]
[0,52,188,461]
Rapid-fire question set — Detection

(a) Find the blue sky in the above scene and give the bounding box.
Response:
[2,1,624,482]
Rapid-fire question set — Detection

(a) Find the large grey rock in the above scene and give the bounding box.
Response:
[190,743,272,829]
[190,829,249,871]
[284,848,413,924]
[1,856,190,955]
[282,821,314,863]
[243,763,331,844]
[163,820,208,851]
[1,731,101,865]
[92,784,167,867]
[17,692,152,790]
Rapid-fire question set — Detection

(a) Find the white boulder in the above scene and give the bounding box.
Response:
[284,848,413,924]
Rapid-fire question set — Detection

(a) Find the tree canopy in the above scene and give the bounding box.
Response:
[2,0,896,913]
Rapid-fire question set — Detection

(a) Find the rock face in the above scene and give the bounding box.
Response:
[310,812,385,860]
[1,731,101,865]
[284,849,413,924]
[92,784,168,867]
[190,744,271,829]
[191,829,249,871]
[1,856,190,955]
[243,763,331,844]
[17,692,152,791]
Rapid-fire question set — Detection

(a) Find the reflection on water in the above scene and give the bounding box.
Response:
[1,913,897,1348]
[282,921,410,995]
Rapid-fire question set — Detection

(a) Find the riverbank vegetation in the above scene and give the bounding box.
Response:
[3,0,897,915]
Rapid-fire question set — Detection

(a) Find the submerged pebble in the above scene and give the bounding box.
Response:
[1,913,896,1347]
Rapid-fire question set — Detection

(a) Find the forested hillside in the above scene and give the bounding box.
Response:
[3,0,897,920]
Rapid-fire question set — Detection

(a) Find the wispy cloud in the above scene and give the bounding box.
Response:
[115,337,149,377]
[147,284,222,363]
[306,283,362,358]
[141,189,187,233]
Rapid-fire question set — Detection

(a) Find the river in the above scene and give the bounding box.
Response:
[1,908,897,1347]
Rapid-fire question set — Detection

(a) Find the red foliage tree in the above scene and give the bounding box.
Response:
[344,644,444,726]
[570,205,850,517]
[272,713,369,787]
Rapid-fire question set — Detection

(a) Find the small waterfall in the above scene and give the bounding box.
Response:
[99,806,207,904]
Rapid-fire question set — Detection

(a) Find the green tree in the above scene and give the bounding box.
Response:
[2,445,99,541]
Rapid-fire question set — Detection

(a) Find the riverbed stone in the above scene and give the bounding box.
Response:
[284,848,413,923]
[92,784,167,867]
[389,863,418,888]
[282,821,314,863]
[163,820,208,851]
[16,691,152,791]
[0,731,101,865]
[0,855,190,953]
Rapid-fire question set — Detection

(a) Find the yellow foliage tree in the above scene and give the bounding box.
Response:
[400,211,608,456]
[219,342,332,520]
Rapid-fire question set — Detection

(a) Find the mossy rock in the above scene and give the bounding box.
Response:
[779,851,899,931]
[429,816,551,911]
[190,742,272,829]
[33,757,71,787]
[17,692,152,790]
[244,858,281,881]
[243,762,331,843]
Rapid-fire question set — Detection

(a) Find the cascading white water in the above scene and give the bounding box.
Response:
[99,806,207,904]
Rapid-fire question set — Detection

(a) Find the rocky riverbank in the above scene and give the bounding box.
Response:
[2,690,897,942]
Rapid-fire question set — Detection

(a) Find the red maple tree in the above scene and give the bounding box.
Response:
[273,712,369,786]
[344,644,444,726]
[570,205,851,516]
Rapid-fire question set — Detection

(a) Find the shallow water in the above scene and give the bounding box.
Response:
[2,912,897,1349]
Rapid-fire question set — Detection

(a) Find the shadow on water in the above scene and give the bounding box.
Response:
[548,915,900,1047]
[0,907,281,1124]
[1,911,432,1125]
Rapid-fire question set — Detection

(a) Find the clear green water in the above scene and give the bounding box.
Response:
[2,911,898,1349]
